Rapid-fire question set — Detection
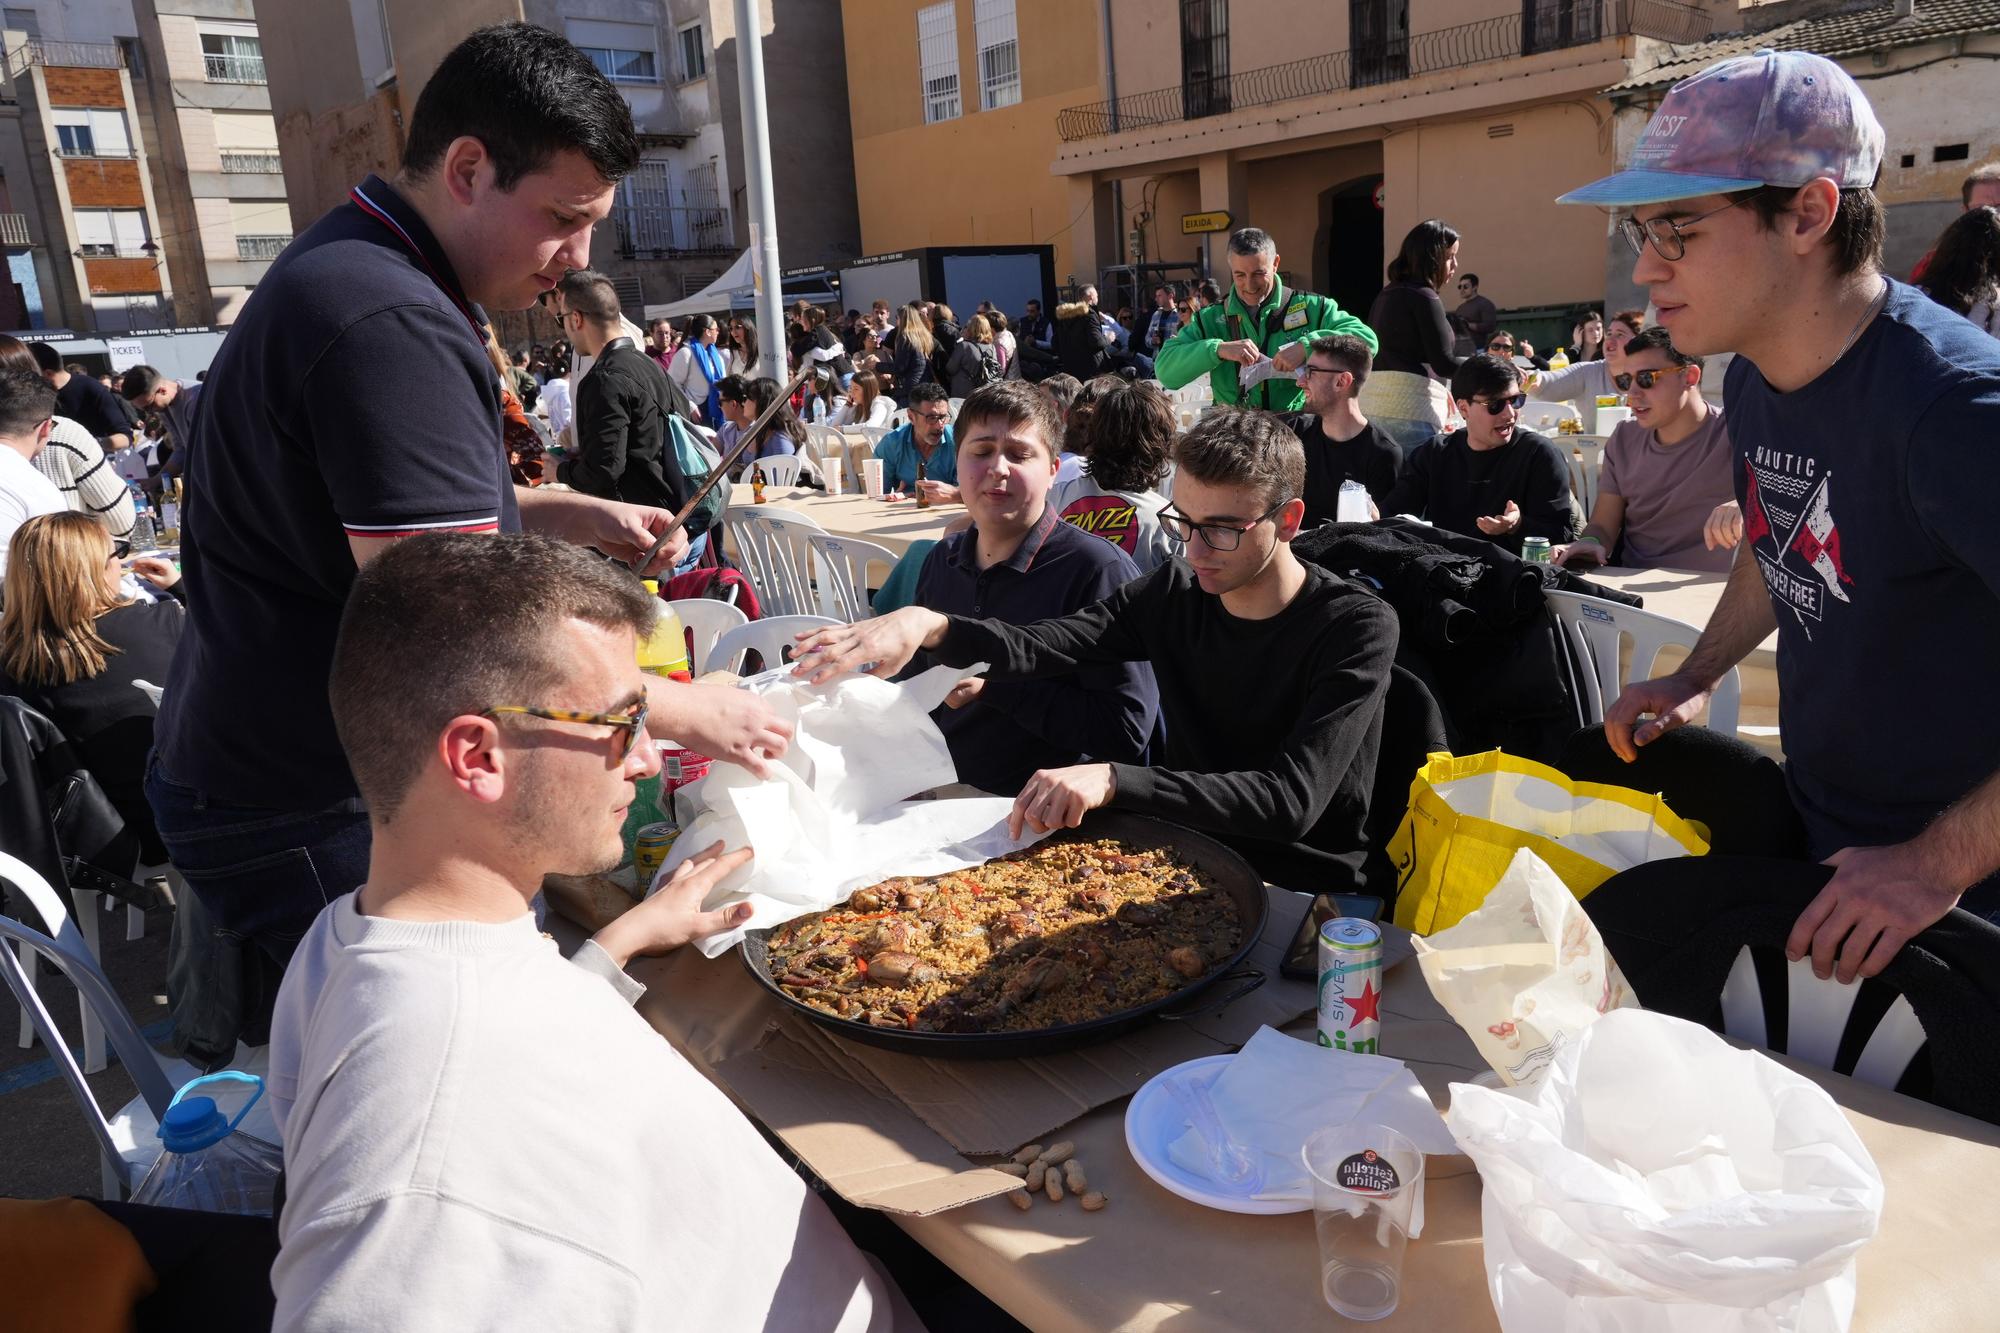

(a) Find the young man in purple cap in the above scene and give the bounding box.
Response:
[1556,49,2000,983]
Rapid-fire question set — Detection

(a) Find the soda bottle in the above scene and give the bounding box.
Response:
[752,464,767,503]
[1547,346,1570,372]
[915,458,930,509]
[635,580,690,682]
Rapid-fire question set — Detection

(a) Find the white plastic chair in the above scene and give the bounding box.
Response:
[668,597,749,675]
[707,614,841,676]
[1545,589,1741,735]
[0,852,175,1196]
[887,408,910,429]
[853,424,891,448]
[1566,439,1604,517]
[947,397,965,414]
[1522,399,1575,432]
[802,423,844,467]
[723,503,824,617]
[1718,947,1927,1092]
[749,454,805,488]
[806,533,897,622]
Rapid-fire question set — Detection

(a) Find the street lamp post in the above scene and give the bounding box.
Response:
[732,0,784,381]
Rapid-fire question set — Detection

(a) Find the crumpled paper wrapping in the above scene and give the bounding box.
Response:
[650,662,1052,957]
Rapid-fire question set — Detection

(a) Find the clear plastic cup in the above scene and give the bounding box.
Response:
[1301,1124,1424,1322]
[862,458,885,498]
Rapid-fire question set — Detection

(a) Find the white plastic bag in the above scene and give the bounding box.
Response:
[1448,1009,1884,1333]
[657,662,1050,957]
[1414,848,1634,1086]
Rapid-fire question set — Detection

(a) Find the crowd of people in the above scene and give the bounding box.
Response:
[2,22,1998,1329]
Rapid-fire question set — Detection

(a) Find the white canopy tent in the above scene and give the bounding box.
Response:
[643,250,757,322]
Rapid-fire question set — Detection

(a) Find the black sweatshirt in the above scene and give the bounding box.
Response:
[1365,281,1462,381]
[932,560,1397,891]
[1379,427,1575,556]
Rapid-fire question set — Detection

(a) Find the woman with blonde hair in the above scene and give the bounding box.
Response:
[882,303,935,392]
[0,511,182,855]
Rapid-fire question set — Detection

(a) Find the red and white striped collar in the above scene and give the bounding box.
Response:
[348,175,485,338]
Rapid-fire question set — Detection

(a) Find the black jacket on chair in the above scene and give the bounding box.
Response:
[558,338,697,513]
[0,697,136,893]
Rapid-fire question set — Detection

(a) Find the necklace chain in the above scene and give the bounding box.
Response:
[1833,279,1888,366]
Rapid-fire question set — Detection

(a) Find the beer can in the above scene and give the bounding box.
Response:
[1520,536,1552,565]
[633,821,680,885]
[1316,917,1384,1054]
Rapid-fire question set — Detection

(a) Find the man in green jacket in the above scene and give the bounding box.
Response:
[1156,227,1379,412]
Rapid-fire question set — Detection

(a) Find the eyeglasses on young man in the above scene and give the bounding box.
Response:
[1158,500,1288,552]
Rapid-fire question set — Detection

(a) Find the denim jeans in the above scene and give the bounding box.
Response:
[145,754,372,959]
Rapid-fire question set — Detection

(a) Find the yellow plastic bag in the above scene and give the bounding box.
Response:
[1388,750,1708,935]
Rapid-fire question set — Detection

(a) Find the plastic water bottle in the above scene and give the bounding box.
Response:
[1337,480,1373,523]
[131,1072,285,1216]
[129,508,157,552]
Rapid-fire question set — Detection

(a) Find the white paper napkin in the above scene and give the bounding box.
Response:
[1166,1026,1459,1224]
[653,662,1054,956]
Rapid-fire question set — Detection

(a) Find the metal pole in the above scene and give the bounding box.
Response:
[733,0,785,382]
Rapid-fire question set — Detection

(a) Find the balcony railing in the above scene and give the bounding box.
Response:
[220,151,283,174]
[1055,0,1711,141]
[236,233,289,260]
[204,52,266,84]
[6,39,125,77]
[612,205,733,257]
[0,212,29,246]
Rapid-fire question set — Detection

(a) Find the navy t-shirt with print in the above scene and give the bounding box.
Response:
[1726,280,2000,863]
[154,174,517,809]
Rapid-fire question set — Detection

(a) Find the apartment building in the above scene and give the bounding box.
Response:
[0,0,287,330]
[0,36,174,331]
[841,0,1107,290]
[260,0,860,330]
[127,0,293,324]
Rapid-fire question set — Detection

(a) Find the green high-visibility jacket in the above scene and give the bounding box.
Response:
[1155,281,1378,413]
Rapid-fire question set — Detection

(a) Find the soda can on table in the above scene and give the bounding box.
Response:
[1317,917,1384,1054]
[633,821,680,886]
[1520,536,1552,565]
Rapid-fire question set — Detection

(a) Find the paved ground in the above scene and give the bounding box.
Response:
[0,896,176,1199]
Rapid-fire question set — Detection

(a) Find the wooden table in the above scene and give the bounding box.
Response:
[761,487,966,557]
[1579,564,1781,752]
[623,932,2000,1333]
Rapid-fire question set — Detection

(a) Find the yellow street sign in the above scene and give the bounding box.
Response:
[1181,211,1233,235]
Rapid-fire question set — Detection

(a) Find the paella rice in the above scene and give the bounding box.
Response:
[763,838,1243,1034]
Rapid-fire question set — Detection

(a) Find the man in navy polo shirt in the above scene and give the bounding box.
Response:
[146,23,792,1032]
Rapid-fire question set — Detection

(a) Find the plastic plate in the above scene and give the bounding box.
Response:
[1123,1053,1307,1216]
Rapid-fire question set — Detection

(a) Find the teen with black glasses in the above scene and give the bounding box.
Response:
[792,407,1398,894]
[1377,352,1575,556]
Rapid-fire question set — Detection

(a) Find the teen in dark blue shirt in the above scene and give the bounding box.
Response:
[908,381,1156,794]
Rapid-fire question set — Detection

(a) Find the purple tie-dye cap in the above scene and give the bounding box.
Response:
[1558,49,1883,206]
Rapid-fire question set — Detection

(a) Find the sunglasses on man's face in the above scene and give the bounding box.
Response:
[484,700,650,762]
[1472,393,1528,416]
[1613,367,1686,392]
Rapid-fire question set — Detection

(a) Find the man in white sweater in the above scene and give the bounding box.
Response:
[268,532,900,1331]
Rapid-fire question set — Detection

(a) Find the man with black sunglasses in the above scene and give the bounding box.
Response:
[792,408,1397,893]
[1554,327,1734,572]
[1377,352,1574,556]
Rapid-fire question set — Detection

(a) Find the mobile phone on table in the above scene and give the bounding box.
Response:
[1281,892,1388,980]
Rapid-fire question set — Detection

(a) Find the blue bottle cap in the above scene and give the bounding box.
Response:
[159,1095,233,1153]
